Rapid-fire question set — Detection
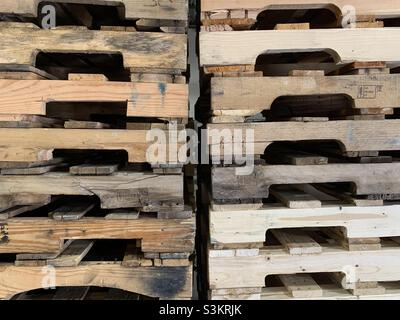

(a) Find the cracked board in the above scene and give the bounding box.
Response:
[208,239,400,292]
[0,25,187,73]
[0,79,188,120]
[209,73,399,117]
[211,163,400,201]
[0,128,186,163]
[201,0,400,25]
[0,172,184,210]
[207,120,400,157]
[0,263,193,300]
[200,29,400,69]
[0,213,195,254]
[0,0,188,23]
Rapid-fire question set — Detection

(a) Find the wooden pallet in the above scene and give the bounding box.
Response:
[210,280,400,300]
[200,29,400,68]
[201,0,400,27]
[0,262,193,300]
[208,239,400,294]
[211,163,400,200]
[0,171,184,210]
[0,0,188,24]
[208,120,400,157]
[0,128,186,163]
[0,24,187,73]
[209,72,398,118]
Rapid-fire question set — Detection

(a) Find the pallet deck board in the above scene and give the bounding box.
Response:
[0,172,183,209]
[210,74,400,112]
[0,79,188,118]
[0,26,187,71]
[200,29,400,68]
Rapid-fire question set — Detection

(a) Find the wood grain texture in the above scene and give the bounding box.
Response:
[0,172,183,209]
[200,29,400,68]
[0,264,192,300]
[212,163,400,200]
[210,204,400,246]
[0,216,195,253]
[0,26,187,71]
[0,79,188,118]
[211,74,400,111]
[208,120,400,156]
[201,0,400,20]
[209,245,400,289]
[0,128,185,163]
[0,0,188,21]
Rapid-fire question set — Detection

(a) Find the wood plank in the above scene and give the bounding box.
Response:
[208,120,400,157]
[0,0,188,21]
[279,274,323,298]
[0,204,44,220]
[210,204,400,251]
[16,240,74,261]
[208,246,400,290]
[1,164,60,175]
[64,120,110,129]
[0,128,185,163]
[47,240,94,267]
[105,209,140,220]
[212,163,400,200]
[0,216,195,254]
[0,79,188,119]
[200,29,400,68]
[0,264,193,300]
[50,203,95,221]
[0,172,184,209]
[70,164,119,175]
[201,0,400,21]
[0,26,187,71]
[270,186,322,209]
[271,229,322,255]
[210,74,400,112]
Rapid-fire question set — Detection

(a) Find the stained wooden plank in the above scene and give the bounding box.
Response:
[50,203,95,221]
[47,240,94,267]
[1,164,60,175]
[16,240,74,261]
[0,79,188,119]
[0,26,187,71]
[212,163,400,200]
[105,209,140,220]
[271,229,322,255]
[0,204,44,220]
[70,164,119,176]
[279,274,323,298]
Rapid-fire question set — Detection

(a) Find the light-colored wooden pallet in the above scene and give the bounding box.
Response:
[0,79,188,119]
[210,204,400,249]
[200,29,400,68]
[0,24,187,72]
[0,263,193,300]
[201,0,400,23]
[0,172,183,209]
[211,162,400,200]
[0,128,185,163]
[0,0,188,22]
[208,240,400,291]
[210,281,400,300]
[208,120,400,157]
[210,73,399,116]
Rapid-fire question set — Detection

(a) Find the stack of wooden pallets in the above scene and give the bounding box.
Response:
[197,0,400,300]
[0,0,194,300]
